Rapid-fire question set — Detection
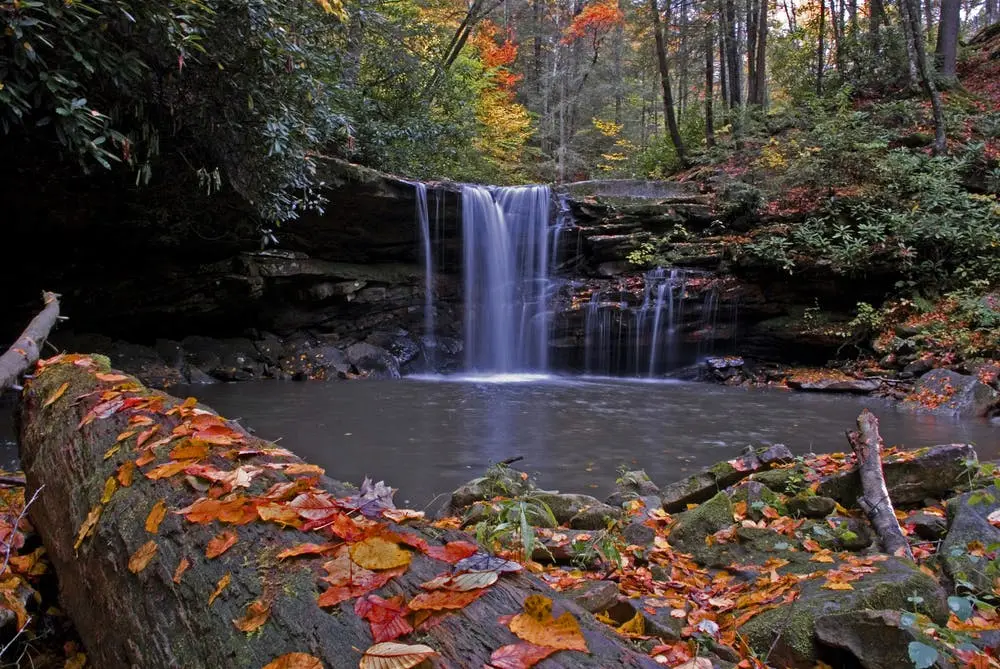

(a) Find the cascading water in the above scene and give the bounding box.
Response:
[461,185,553,374]
[414,183,435,365]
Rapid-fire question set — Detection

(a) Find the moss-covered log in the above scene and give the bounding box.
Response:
[19,355,657,669]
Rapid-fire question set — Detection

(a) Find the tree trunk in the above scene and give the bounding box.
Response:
[900,0,922,88]
[846,410,914,560]
[723,0,742,107]
[650,0,687,163]
[705,20,716,148]
[718,29,729,107]
[754,0,767,106]
[816,0,825,95]
[904,0,948,153]
[19,358,660,669]
[935,0,960,82]
[0,291,60,393]
[746,0,759,104]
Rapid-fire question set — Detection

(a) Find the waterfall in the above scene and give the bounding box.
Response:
[461,184,552,373]
[415,183,435,365]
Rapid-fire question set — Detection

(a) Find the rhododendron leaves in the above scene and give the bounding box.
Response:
[355,595,413,643]
[145,459,198,480]
[73,504,102,551]
[276,543,339,559]
[128,540,158,573]
[206,530,238,558]
[358,642,436,669]
[173,557,190,583]
[209,572,231,605]
[507,595,588,653]
[407,588,486,611]
[261,652,323,669]
[420,570,499,592]
[424,540,478,564]
[43,382,69,407]
[488,642,557,669]
[350,537,411,570]
[145,500,167,534]
[233,599,271,632]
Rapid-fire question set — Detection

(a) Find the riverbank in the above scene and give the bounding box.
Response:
[1,355,998,667]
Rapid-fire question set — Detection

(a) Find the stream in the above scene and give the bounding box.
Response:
[164,375,1000,508]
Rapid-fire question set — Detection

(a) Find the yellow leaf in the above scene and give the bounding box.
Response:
[100,477,118,504]
[73,504,103,551]
[261,652,324,669]
[617,611,645,636]
[64,652,87,669]
[43,382,69,407]
[350,537,412,571]
[359,642,436,669]
[144,459,197,480]
[128,540,158,573]
[209,572,231,606]
[145,500,167,534]
[822,581,854,590]
[507,594,589,653]
[103,444,121,460]
[233,599,270,633]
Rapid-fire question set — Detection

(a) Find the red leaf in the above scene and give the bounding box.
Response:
[424,540,478,564]
[354,594,413,643]
[487,643,557,669]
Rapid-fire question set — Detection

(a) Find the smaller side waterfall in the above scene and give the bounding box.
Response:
[415,183,435,364]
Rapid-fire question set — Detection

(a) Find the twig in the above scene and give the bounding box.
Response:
[499,456,524,466]
[0,615,32,659]
[1,485,43,578]
[0,477,25,487]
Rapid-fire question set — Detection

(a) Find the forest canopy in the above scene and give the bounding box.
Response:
[1,0,997,222]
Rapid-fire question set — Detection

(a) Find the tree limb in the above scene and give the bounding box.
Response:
[846,409,914,560]
[0,292,61,393]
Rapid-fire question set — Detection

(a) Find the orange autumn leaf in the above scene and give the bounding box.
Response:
[206,530,238,559]
[507,594,588,653]
[802,538,822,552]
[420,570,499,592]
[144,459,197,480]
[117,460,136,487]
[135,449,156,467]
[424,540,479,564]
[136,425,160,448]
[358,642,436,669]
[257,502,302,527]
[43,382,69,407]
[488,642,557,669]
[407,588,486,611]
[193,424,243,445]
[822,581,854,590]
[209,572,231,605]
[350,537,411,570]
[169,440,210,460]
[261,652,324,669]
[145,500,168,534]
[128,540,158,573]
[173,557,191,583]
[276,543,339,559]
[96,372,130,382]
[233,599,271,633]
[73,504,103,551]
[316,567,406,608]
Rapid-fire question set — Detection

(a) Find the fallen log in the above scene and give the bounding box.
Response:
[846,409,914,560]
[0,291,60,393]
[19,354,658,669]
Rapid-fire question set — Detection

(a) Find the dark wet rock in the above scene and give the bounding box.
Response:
[815,609,954,669]
[344,341,400,379]
[441,467,533,516]
[532,492,621,529]
[817,443,977,507]
[902,356,935,377]
[904,369,1000,417]
[565,580,620,614]
[740,557,948,668]
[786,375,880,393]
[668,492,733,553]
[787,494,837,519]
[365,330,421,367]
[906,511,948,541]
[749,465,811,494]
[941,486,1000,595]
[622,520,656,547]
[617,470,660,497]
[728,481,787,520]
[660,445,793,512]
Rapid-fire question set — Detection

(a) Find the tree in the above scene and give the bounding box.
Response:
[705,19,717,148]
[935,0,961,83]
[903,0,948,153]
[650,0,687,163]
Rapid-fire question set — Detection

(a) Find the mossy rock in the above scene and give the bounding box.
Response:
[787,493,836,519]
[729,481,787,520]
[445,465,533,512]
[531,492,620,528]
[941,485,1000,596]
[750,466,809,494]
[740,557,948,668]
[668,492,734,553]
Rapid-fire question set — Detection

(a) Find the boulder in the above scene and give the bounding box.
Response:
[815,610,954,669]
[816,443,976,507]
[617,470,661,497]
[439,466,534,516]
[344,341,400,379]
[565,580,621,614]
[667,492,734,553]
[740,557,949,668]
[905,511,948,541]
[728,481,787,520]
[660,444,793,512]
[749,465,810,494]
[904,369,1000,417]
[787,494,837,519]
[787,375,880,394]
[941,486,1000,596]
[622,520,656,548]
[532,492,621,529]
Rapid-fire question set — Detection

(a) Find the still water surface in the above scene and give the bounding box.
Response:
[178,376,1000,508]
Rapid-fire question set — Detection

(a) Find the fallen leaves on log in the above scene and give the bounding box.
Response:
[358,642,436,669]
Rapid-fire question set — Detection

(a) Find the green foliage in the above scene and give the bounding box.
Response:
[907,641,939,669]
[473,497,557,562]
